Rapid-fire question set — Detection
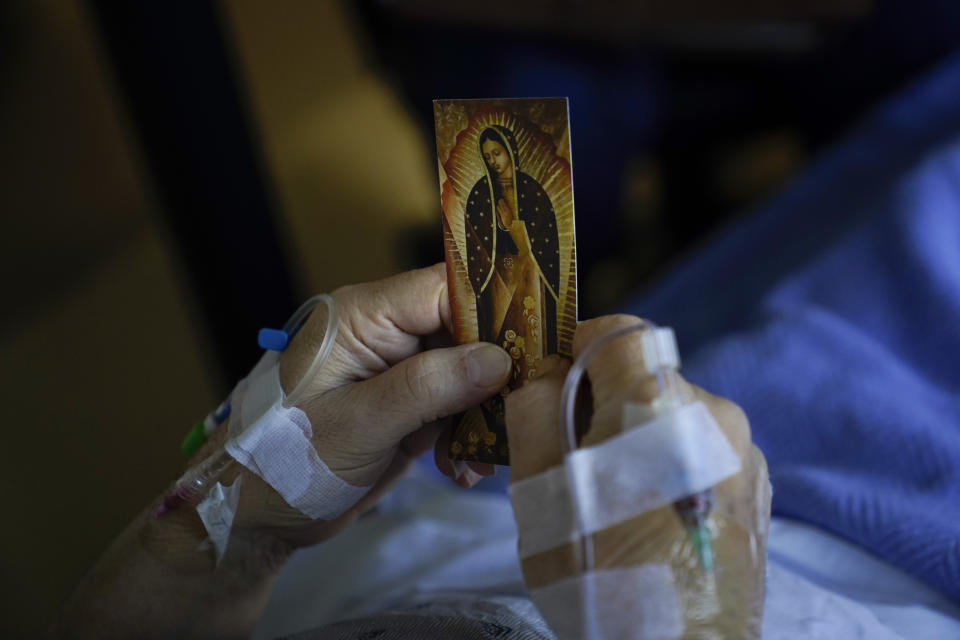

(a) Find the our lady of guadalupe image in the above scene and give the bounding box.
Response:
[435,98,577,465]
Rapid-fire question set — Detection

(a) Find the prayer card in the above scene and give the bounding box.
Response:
[435,98,578,465]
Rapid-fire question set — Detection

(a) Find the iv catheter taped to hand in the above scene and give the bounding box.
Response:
[222,293,370,520]
[185,294,371,562]
[509,325,768,639]
[509,401,741,559]
[223,349,371,520]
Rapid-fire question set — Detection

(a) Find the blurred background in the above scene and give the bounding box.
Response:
[3,0,960,634]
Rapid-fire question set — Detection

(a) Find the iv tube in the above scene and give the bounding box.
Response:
[155,295,339,518]
[282,294,339,408]
[559,320,653,575]
[557,321,716,636]
[558,321,652,639]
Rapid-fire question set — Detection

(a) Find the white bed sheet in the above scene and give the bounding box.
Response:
[255,469,960,639]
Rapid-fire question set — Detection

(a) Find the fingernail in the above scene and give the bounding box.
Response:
[467,344,512,386]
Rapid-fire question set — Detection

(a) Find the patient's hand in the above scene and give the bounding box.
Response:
[54,265,511,639]
[506,314,770,638]
[200,264,511,547]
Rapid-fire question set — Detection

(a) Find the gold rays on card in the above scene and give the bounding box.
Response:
[437,103,577,356]
[439,159,479,342]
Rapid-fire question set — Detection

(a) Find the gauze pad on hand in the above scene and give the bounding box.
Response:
[224,352,371,520]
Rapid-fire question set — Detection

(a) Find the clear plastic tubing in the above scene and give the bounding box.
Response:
[558,321,714,638]
[559,321,650,639]
[154,449,234,517]
[559,321,652,576]
[282,294,339,408]
[153,294,339,518]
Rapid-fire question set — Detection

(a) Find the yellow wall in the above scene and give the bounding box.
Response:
[0,2,435,634]
[222,1,438,295]
[0,2,218,634]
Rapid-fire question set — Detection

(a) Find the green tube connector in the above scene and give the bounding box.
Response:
[180,420,207,458]
[689,524,715,573]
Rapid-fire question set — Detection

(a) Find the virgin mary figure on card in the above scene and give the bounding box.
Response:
[464,125,560,408]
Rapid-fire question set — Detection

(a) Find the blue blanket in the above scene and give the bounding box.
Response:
[625,52,960,600]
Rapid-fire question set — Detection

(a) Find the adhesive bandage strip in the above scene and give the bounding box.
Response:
[509,401,741,559]
[224,353,371,521]
[529,564,683,640]
[196,477,243,564]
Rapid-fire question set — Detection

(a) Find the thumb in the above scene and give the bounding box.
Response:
[353,342,512,441]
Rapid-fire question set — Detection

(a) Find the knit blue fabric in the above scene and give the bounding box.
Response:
[624,52,960,600]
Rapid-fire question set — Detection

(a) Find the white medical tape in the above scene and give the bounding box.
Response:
[509,465,576,558]
[529,564,683,639]
[196,477,243,564]
[224,352,370,520]
[509,401,741,559]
